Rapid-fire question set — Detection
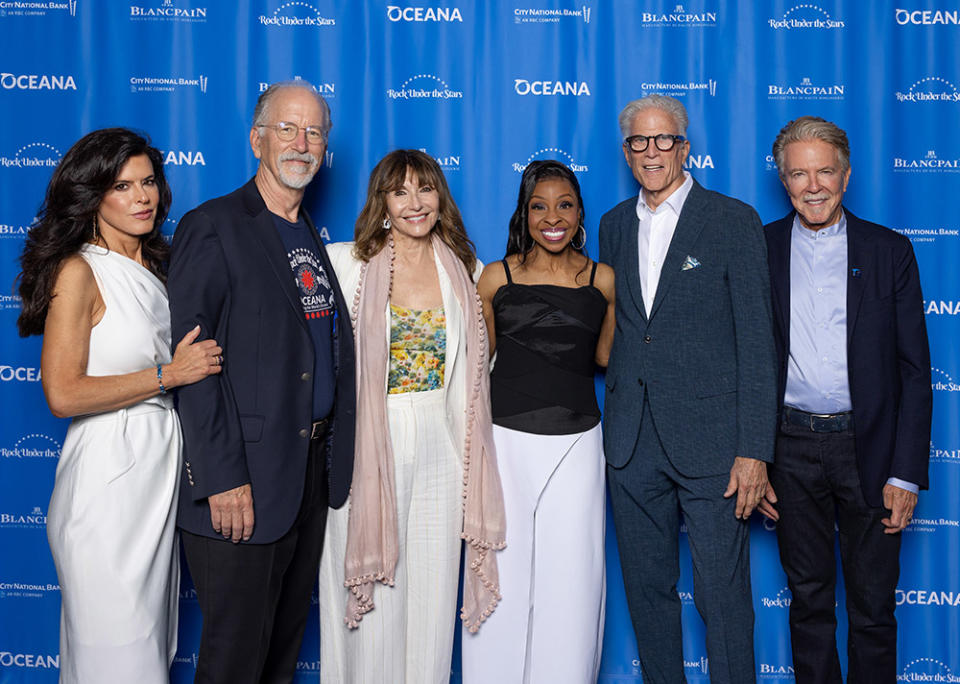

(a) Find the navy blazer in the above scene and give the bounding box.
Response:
[168,179,356,544]
[764,210,931,507]
[599,180,778,476]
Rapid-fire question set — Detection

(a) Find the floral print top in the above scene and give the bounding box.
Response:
[388,304,446,394]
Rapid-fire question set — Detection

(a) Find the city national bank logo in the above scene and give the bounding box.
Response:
[258,78,335,99]
[1,433,61,460]
[684,656,709,675]
[0,652,59,670]
[930,440,960,465]
[130,0,207,22]
[896,226,960,244]
[931,367,960,393]
[905,512,960,533]
[0,141,61,169]
[759,663,795,680]
[512,147,588,174]
[514,79,591,96]
[0,505,47,529]
[896,76,960,103]
[642,4,717,28]
[768,76,844,100]
[0,294,22,311]
[387,5,462,22]
[0,72,76,91]
[513,5,591,24]
[172,653,199,668]
[897,588,960,607]
[0,580,60,599]
[387,73,462,100]
[0,0,77,17]
[259,1,335,27]
[894,149,960,173]
[418,148,460,172]
[769,4,844,30]
[130,74,207,94]
[895,9,960,26]
[898,657,959,682]
[640,78,717,98]
[761,586,793,609]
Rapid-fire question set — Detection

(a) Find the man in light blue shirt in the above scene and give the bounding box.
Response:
[761,116,932,683]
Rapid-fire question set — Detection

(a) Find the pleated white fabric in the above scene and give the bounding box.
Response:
[319,388,463,684]
[47,244,180,684]
[461,423,606,684]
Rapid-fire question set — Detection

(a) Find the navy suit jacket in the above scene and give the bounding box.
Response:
[168,179,356,544]
[764,210,931,507]
[599,180,778,476]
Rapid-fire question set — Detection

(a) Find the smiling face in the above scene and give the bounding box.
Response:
[622,106,690,210]
[781,138,851,230]
[250,87,327,191]
[526,177,580,254]
[95,153,160,244]
[384,169,440,242]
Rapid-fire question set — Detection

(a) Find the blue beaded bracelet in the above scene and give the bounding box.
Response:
[156,364,167,395]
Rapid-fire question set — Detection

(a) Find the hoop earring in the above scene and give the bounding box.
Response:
[382,217,391,231]
[571,223,586,251]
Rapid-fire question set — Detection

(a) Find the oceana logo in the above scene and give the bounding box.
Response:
[0,365,41,382]
[895,9,959,26]
[387,5,462,22]
[0,73,76,90]
[161,150,206,166]
[925,300,960,315]
[896,589,960,607]
[0,652,59,669]
[514,79,590,96]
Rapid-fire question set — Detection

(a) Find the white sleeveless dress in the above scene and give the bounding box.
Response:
[47,244,181,683]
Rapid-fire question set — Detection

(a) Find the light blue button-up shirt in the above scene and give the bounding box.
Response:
[784,213,916,494]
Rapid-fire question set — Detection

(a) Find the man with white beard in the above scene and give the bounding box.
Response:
[168,81,356,683]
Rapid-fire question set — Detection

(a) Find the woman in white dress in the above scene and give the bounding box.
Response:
[318,149,505,684]
[16,128,223,683]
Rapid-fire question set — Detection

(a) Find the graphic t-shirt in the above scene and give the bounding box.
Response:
[271,213,336,420]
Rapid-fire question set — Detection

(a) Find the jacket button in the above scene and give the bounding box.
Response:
[643,335,652,343]
[301,372,311,381]
[299,428,309,438]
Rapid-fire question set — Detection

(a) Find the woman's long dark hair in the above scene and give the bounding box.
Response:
[505,159,586,262]
[16,127,172,337]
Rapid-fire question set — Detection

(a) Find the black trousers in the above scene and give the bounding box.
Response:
[181,438,329,684]
[771,421,902,684]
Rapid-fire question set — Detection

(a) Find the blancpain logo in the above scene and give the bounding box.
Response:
[768,76,844,100]
[0,652,59,669]
[642,4,716,27]
[513,5,591,24]
[514,79,591,96]
[0,433,61,459]
[929,440,960,465]
[0,365,41,382]
[387,5,462,22]
[894,149,960,173]
[512,147,588,174]
[895,76,960,103]
[931,366,960,392]
[769,4,844,29]
[895,9,959,26]
[760,586,793,609]
[130,74,207,93]
[0,72,75,90]
[641,78,717,98]
[896,226,960,243]
[0,218,31,239]
[0,506,47,528]
[898,658,958,682]
[259,1,335,27]
[258,78,335,98]
[387,73,462,99]
[684,656,709,674]
[0,581,60,599]
[418,148,460,171]
[759,663,796,679]
[897,589,960,607]
[161,149,206,166]
[297,660,321,672]
[130,0,207,21]
[0,0,77,17]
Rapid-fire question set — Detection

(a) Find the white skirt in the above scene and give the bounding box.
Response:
[461,422,606,684]
[319,389,463,684]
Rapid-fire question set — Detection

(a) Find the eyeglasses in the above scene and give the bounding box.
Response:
[623,133,686,153]
[257,122,327,145]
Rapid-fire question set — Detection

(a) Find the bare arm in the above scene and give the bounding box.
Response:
[40,255,223,418]
[593,262,616,367]
[477,261,507,358]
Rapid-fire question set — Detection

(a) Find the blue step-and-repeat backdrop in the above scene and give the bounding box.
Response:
[1,1,958,682]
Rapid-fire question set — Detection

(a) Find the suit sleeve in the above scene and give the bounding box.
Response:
[598,211,614,266]
[890,239,932,489]
[168,210,249,500]
[726,206,779,463]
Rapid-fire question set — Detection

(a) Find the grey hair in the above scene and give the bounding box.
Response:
[618,94,689,139]
[772,116,850,178]
[252,80,332,139]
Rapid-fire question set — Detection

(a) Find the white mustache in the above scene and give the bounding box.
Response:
[280,151,318,169]
[803,193,829,202]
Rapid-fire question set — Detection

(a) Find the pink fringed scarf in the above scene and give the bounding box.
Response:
[344,233,506,633]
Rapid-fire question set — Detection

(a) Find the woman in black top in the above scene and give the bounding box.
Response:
[461,161,614,683]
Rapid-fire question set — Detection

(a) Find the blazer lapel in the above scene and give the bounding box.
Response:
[768,215,793,339]
[845,209,866,345]
[620,203,648,321]
[648,181,708,320]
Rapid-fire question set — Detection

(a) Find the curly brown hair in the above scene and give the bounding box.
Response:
[353,149,476,274]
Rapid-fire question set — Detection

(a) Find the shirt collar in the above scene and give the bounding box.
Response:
[636,171,693,220]
[791,210,846,240]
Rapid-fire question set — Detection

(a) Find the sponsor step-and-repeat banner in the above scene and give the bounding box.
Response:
[1,2,958,682]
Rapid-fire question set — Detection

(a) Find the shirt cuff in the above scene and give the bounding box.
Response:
[886,477,919,495]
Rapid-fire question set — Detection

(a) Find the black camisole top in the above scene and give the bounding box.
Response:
[490,259,607,435]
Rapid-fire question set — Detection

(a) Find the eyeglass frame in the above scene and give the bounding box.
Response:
[623,133,687,154]
[256,121,328,145]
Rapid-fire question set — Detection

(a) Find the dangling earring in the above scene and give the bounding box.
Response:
[91,216,100,245]
[571,223,586,250]
[382,217,391,231]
